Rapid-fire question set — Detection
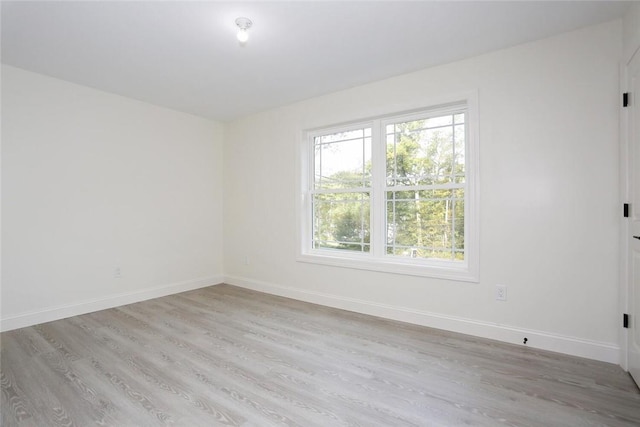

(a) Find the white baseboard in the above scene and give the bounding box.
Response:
[0,275,224,332]
[225,275,620,365]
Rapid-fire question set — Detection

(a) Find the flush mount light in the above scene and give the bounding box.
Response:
[235,17,252,44]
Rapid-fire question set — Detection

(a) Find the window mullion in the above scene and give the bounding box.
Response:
[371,118,386,258]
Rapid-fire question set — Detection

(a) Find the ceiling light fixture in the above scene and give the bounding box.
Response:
[235,17,252,44]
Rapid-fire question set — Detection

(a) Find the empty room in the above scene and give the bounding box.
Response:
[2,1,640,426]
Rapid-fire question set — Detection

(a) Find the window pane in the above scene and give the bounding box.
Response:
[454,124,465,184]
[318,129,363,144]
[386,124,394,135]
[313,192,370,252]
[386,189,464,261]
[314,128,372,190]
[386,113,464,187]
[386,134,396,186]
[425,115,453,128]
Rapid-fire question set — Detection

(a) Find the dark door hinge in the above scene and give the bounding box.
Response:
[624,203,629,218]
[624,313,629,328]
[623,92,629,108]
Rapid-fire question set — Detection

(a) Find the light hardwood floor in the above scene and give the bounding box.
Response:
[2,284,639,426]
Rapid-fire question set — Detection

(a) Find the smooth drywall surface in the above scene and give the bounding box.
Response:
[224,21,622,358]
[623,1,640,63]
[1,65,224,327]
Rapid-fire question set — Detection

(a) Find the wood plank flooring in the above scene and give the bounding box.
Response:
[2,284,639,426]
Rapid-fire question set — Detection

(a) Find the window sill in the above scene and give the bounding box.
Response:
[297,250,478,282]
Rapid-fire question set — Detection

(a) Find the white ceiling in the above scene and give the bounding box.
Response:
[1,1,631,122]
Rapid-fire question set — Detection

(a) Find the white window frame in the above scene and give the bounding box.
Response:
[296,93,479,282]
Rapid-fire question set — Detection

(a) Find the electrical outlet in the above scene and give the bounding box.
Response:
[114,267,122,279]
[496,284,507,301]
[243,256,250,266]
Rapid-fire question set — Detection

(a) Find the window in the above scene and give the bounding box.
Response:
[298,96,478,281]
[312,127,372,253]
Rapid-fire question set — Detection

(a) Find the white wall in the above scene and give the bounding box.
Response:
[224,20,623,363]
[1,65,224,330]
[623,1,640,63]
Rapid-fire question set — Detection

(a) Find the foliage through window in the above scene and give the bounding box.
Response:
[300,99,478,281]
[385,112,465,260]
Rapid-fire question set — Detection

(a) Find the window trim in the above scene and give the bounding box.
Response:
[296,92,479,282]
